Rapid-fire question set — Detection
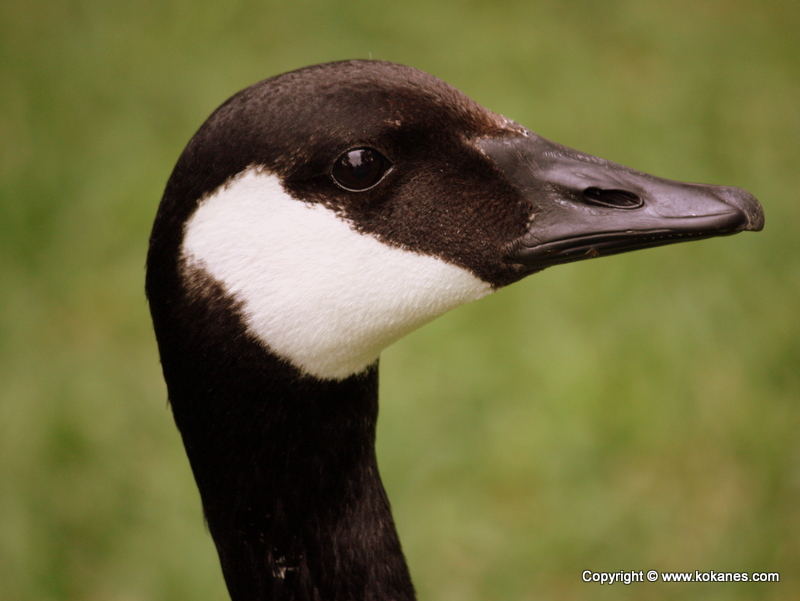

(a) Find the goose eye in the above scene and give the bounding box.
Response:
[331,148,391,191]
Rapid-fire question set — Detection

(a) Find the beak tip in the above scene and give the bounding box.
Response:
[746,204,765,232]
[721,186,765,232]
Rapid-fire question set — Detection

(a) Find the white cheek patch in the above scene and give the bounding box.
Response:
[181,168,493,380]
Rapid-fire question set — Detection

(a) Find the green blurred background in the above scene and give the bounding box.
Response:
[1,0,798,599]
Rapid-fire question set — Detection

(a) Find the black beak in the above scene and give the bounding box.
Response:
[480,131,764,273]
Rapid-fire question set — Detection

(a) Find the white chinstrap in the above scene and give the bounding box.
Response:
[181,168,493,380]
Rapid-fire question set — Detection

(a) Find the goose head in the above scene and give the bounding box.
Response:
[149,60,762,382]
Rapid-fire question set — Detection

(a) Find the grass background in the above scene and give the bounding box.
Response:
[1,0,798,599]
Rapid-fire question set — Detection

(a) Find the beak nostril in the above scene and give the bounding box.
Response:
[583,187,643,209]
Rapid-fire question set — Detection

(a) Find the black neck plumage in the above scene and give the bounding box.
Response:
[148,266,415,601]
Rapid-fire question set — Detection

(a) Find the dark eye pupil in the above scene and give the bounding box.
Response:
[332,148,390,191]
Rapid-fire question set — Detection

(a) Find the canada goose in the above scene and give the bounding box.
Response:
[146,60,763,601]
